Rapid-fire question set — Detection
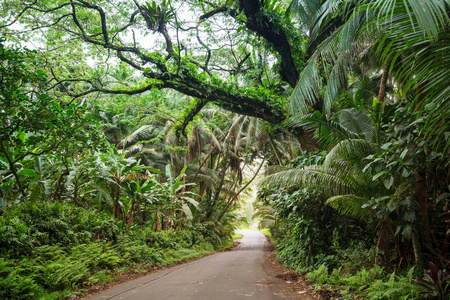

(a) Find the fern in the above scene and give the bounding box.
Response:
[307,264,330,285]
[41,257,89,290]
[0,258,42,299]
[365,269,423,300]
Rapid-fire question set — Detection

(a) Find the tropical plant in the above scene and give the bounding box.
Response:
[282,0,450,269]
[0,39,99,203]
[415,262,450,300]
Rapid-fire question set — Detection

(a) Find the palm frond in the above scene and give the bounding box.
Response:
[91,183,113,204]
[289,111,361,148]
[287,0,322,26]
[289,54,323,115]
[192,173,219,191]
[369,1,450,152]
[261,165,358,196]
[264,165,290,175]
[197,126,222,152]
[325,194,374,222]
[122,144,143,158]
[372,0,449,41]
[118,125,158,149]
[334,108,375,142]
[323,139,378,173]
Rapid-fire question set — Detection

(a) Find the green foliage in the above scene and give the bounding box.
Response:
[366,268,422,300]
[232,232,243,239]
[267,186,373,271]
[0,258,42,300]
[0,202,119,258]
[40,255,90,290]
[307,264,329,285]
[339,266,385,292]
[144,229,206,249]
[0,1,448,298]
[336,241,375,273]
[0,201,226,299]
[142,0,175,24]
[307,264,423,300]
[0,39,101,202]
[415,262,450,300]
[290,149,327,169]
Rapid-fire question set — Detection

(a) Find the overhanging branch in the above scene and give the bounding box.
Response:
[199,0,301,87]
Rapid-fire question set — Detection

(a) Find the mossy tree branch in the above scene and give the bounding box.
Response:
[5,0,300,135]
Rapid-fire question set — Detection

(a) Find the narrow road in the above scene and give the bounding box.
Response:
[88,229,289,300]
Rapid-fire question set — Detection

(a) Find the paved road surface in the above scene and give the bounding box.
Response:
[88,229,281,300]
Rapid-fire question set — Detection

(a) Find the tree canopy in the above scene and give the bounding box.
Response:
[1,1,449,297]
[1,0,308,134]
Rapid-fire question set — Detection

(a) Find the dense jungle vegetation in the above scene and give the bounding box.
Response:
[1,0,449,299]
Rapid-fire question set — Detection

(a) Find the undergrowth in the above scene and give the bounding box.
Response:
[306,264,423,299]
[0,202,232,299]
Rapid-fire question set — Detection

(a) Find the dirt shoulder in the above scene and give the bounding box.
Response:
[261,241,317,299]
[261,237,343,300]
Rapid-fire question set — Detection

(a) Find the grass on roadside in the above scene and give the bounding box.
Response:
[259,227,276,244]
[232,233,243,239]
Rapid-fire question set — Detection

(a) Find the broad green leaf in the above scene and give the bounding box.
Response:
[373,171,388,181]
[17,169,39,178]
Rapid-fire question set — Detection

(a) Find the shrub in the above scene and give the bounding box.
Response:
[0,202,227,299]
[0,202,119,258]
[306,264,423,299]
[366,268,422,300]
[0,258,42,300]
[307,264,329,285]
[270,187,374,272]
[40,256,90,290]
[0,216,35,257]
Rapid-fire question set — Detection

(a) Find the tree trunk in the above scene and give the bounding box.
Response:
[268,134,283,166]
[414,163,432,265]
[374,220,390,266]
[0,142,27,199]
[52,171,68,202]
[165,212,174,230]
[177,210,183,229]
[142,210,147,223]
[155,210,162,232]
[113,185,121,219]
[198,182,206,201]
[412,232,424,270]
[217,154,265,222]
[238,0,300,87]
[377,58,392,103]
[207,145,231,219]
[374,58,392,145]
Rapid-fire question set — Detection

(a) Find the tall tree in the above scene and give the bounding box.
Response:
[0,0,304,133]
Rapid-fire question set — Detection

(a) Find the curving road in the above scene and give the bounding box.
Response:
[88,229,285,300]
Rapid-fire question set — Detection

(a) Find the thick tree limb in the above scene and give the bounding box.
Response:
[200,0,301,87]
[156,72,285,126]
[239,0,299,87]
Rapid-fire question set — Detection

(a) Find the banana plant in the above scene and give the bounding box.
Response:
[160,164,199,229]
[65,143,157,221]
[121,172,162,226]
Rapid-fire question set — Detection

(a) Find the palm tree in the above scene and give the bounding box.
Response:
[288,0,449,135]
[285,0,449,268]
[264,105,405,262]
